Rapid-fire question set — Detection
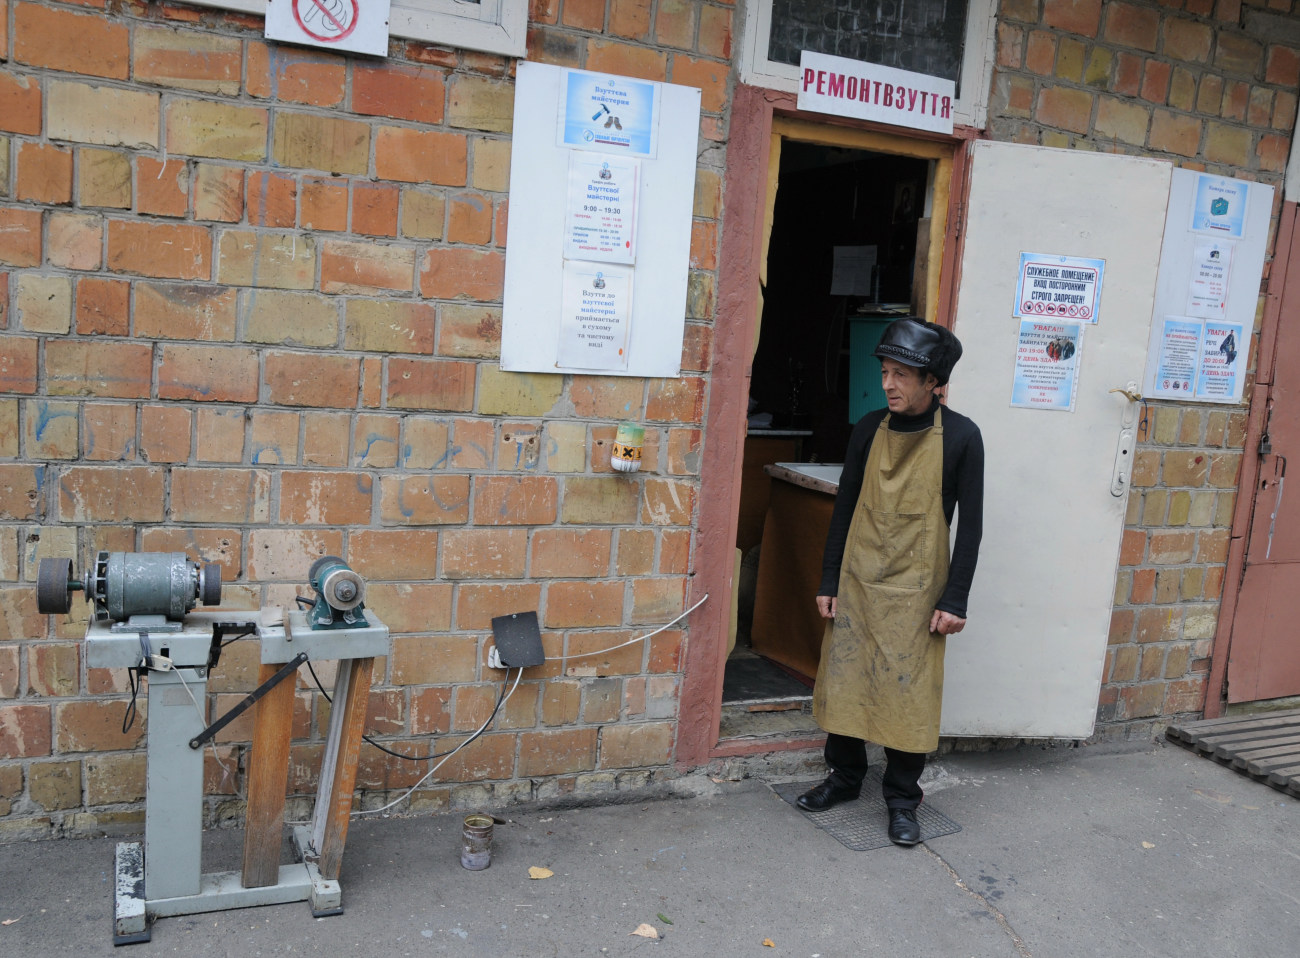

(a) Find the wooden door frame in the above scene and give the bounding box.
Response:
[1205,200,1299,717]
[676,84,980,766]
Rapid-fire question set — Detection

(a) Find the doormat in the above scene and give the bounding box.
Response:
[772,771,961,851]
[1167,708,1300,799]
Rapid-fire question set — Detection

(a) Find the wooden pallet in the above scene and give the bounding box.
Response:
[1166,709,1300,799]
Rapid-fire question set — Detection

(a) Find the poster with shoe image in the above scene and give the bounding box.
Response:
[558,70,660,158]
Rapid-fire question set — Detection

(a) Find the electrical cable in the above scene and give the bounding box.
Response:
[349,667,524,818]
[544,593,710,665]
[304,658,508,763]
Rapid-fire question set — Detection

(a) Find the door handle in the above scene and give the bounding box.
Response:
[1110,382,1141,497]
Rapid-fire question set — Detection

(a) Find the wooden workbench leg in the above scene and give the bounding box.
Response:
[241,661,296,888]
[314,656,374,880]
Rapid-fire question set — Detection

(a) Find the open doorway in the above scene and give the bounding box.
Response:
[722,129,945,741]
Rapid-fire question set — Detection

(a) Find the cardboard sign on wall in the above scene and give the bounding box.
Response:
[501,62,702,377]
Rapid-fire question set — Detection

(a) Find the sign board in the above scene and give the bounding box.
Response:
[1141,169,1273,404]
[1013,252,1105,323]
[266,0,391,57]
[501,63,700,377]
[1010,319,1083,412]
[797,50,954,135]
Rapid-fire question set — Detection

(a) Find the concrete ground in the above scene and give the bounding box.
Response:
[1,739,1296,958]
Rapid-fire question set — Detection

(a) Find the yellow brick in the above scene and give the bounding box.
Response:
[344,300,437,354]
[166,99,268,162]
[447,76,514,133]
[400,187,446,240]
[471,137,511,192]
[47,80,159,148]
[217,230,316,289]
[17,275,73,333]
[244,289,339,346]
[273,112,369,174]
[477,366,562,417]
[78,148,132,208]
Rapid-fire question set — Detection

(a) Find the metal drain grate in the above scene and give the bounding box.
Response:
[772,772,962,851]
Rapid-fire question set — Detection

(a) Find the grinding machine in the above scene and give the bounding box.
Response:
[38,552,389,945]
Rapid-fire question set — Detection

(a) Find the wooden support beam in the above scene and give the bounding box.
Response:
[241,661,296,888]
[314,657,374,881]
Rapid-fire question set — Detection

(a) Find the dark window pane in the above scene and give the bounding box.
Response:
[768,0,968,94]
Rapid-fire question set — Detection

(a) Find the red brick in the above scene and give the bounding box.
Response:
[279,470,374,525]
[642,478,696,526]
[265,352,361,407]
[474,476,558,526]
[386,357,476,411]
[0,68,41,135]
[13,3,129,79]
[0,208,41,268]
[392,635,478,686]
[1117,683,1164,720]
[158,344,258,402]
[27,643,80,697]
[646,376,705,422]
[246,171,297,228]
[0,337,39,394]
[58,465,164,522]
[246,527,341,579]
[375,127,467,186]
[1216,34,1263,75]
[518,728,598,776]
[437,304,502,359]
[320,240,415,294]
[1,703,52,758]
[16,141,72,204]
[300,177,349,231]
[1164,18,1213,64]
[378,475,470,524]
[439,528,527,579]
[108,221,211,280]
[531,529,612,577]
[353,63,446,123]
[1149,110,1201,156]
[0,463,45,519]
[1140,60,1172,104]
[545,580,624,628]
[1259,133,1290,173]
[455,583,542,630]
[1104,3,1160,52]
[1043,0,1103,36]
[139,527,238,578]
[56,701,143,753]
[698,5,732,59]
[135,157,189,218]
[353,182,400,237]
[418,247,505,301]
[195,408,244,463]
[586,40,668,81]
[246,42,346,106]
[672,56,727,112]
[1036,87,1094,133]
[348,529,440,580]
[447,192,493,245]
[84,403,136,461]
[1267,45,1300,86]
[410,687,452,734]
[1026,30,1057,76]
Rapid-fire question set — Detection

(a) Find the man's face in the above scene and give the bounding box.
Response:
[880,358,939,416]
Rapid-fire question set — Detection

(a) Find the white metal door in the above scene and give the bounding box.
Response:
[942,141,1171,738]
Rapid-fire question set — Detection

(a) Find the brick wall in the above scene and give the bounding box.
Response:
[989,0,1300,736]
[0,0,733,838]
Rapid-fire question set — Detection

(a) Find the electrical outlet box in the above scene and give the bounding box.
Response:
[490,611,545,668]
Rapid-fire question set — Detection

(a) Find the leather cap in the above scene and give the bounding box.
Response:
[874,317,963,386]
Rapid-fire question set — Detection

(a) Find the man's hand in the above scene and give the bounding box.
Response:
[930,610,966,635]
[816,595,837,619]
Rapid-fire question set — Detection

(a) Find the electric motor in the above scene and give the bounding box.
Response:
[37,551,222,622]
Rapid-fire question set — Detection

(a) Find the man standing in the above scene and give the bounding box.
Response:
[797,317,984,847]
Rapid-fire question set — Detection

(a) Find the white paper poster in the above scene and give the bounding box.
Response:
[557,262,633,370]
[1011,320,1082,412]
[558,70,659,157]
[1014,252,1105,323]
[563,153,639,264]
[1186,241,1232,319]
[1196,322,1243,400]
[1151,317,1202,397]
[830,246,877,296]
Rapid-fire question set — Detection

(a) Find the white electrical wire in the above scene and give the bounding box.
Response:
[545,593,710,665]
[350,666,524,818]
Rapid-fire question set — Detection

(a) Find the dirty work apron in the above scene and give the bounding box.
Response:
[813,408,949,754]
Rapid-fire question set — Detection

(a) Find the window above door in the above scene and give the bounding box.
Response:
[739,0,997,130]
[185,0,527,58]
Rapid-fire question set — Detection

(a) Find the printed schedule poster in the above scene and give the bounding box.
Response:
[557,262,634,370]
[1011,319,1082,412]
[1151,317,1202,397]
[1190,174,1248,238]
[1013,252,1105,324]
[1196,322,1243,400]
[564,153,639,264]
[559,70,659,157]
[1186,241,1232,319]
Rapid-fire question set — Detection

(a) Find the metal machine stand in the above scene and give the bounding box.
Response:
[90,609,388,945]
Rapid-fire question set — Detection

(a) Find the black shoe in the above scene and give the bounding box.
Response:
[796,780,859,812]
[888,807,921,845]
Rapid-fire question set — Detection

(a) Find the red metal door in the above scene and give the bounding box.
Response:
[1228,205,1300,703]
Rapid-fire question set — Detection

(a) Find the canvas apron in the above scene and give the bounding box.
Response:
[813,408,950,754]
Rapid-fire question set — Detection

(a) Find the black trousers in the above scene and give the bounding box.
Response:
[824,732,927,810]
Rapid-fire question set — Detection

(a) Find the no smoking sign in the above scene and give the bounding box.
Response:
[266,0,391,57]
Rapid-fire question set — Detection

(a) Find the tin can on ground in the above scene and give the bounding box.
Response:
[611,422,644,473]
[460,814,494,870]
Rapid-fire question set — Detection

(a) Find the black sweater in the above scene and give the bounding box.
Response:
[819,398,984,618]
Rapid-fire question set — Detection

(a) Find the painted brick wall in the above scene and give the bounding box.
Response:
[0,0,733,838]
[989,0,1300,737]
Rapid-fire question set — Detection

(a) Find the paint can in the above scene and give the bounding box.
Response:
[611,422,644,473]
[460,813,494,870]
